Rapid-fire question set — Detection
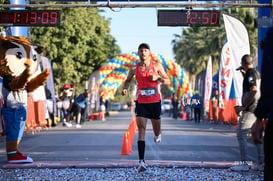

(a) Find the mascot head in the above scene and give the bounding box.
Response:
[0,36,43,78]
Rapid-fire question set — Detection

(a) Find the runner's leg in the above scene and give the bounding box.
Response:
[151,119,161,136]
[137,117,147,161]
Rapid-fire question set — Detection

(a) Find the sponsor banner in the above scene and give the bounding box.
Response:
[223,14,250,106]
[204,56,212,112]
[218,42,233,109]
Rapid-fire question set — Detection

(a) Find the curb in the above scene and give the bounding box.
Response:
[0,160,235,169]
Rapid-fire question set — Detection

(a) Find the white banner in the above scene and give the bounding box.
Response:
[223,14,250,106]
[30,55,46,102]
[218,42,233,109]
[204,56,212,112]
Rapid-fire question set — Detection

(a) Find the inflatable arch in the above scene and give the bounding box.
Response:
[98,52,190,100]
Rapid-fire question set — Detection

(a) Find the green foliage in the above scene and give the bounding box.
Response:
[0,0,8,5]
[172,8,257,76]
[30,7,121,93]
[0,0,9,32]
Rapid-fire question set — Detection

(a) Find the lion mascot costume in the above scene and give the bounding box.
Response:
[0,36,50,163]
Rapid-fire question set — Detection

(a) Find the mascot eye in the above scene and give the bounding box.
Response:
[33,54,37,61]
[16,51,23,59]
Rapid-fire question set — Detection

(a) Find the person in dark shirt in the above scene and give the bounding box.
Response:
[253,28,273,181]
[191,90,203,123]
[231,54,263,172]
[99,96,106,121]
[72,89,89,128]
[171,93,179,120]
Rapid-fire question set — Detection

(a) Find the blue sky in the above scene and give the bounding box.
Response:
[100,8,183,60]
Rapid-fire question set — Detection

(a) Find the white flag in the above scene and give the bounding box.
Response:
[223,14,250,106]
[204,56,212,112]
[218,42,233,109]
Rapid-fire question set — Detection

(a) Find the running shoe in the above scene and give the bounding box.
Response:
[230,163,249,171]
[137,160,147,173]
[153,134,161,143]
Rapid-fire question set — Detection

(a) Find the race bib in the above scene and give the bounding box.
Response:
[140,87,157,97]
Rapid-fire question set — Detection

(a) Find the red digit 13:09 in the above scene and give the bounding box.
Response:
[13,12,58,24]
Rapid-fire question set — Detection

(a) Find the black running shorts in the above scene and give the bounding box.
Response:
[135,101,161,120]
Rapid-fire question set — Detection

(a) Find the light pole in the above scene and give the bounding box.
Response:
[9,0,28,37]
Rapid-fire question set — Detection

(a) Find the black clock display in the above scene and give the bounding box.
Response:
[158,10,220,27]
[0,10,61,26]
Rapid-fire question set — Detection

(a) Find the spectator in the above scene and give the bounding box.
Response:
[99,96,106,121]
[105,99,110,117]
[211,90,219,123]
[231,54,263,172]
[253,27,273,180]
[183,94,192,121]
[72,89,90,128]
[171,93,179,120]
[59,84,74,127]
[191,90,203,123]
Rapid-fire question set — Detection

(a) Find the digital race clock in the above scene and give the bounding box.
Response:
[0,10,61,26]
[158,10,220,27]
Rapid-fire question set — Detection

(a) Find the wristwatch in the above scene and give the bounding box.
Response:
[157,77,163,82]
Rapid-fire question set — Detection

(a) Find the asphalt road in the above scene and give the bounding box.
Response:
[0,111,259,167]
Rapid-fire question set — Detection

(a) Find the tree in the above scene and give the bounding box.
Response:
[30,7,121,93]
[0,0,10,33]
[172,8,257,76]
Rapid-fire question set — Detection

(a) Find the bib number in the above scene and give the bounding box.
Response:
[140,87,157,97]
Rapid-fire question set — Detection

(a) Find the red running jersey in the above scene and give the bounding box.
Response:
[135,61,161,103]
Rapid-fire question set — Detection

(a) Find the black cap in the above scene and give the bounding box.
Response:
[138,43,150,50]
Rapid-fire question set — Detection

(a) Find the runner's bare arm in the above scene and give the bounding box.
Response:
[122,66,136,96]
[155,62,170,85]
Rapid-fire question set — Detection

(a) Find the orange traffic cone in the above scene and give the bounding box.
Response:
[127,131,133,152]
[131,114,137,131]
[121,132,130,155]
[129,122,136,140]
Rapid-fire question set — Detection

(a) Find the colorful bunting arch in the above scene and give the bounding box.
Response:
[99,52,189,100]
